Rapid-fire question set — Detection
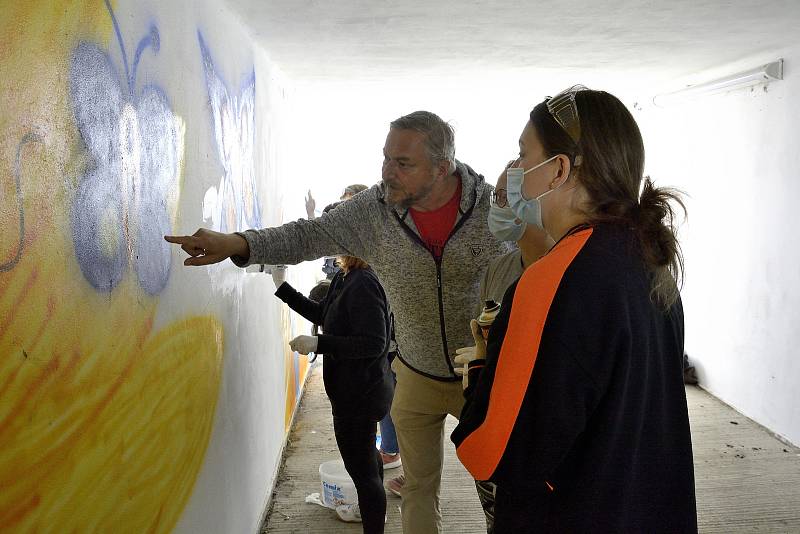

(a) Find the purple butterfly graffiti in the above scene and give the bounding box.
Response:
[69,0,180,294]
[198,31,261,233]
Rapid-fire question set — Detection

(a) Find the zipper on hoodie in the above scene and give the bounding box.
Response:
[434,259,452,373]
[393,217,455,375]
[434,200,476,373]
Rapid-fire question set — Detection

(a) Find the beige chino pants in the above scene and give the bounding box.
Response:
[390,358,466,534]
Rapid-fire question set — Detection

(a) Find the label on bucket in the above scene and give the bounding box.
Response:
[322,481,348,507]
[320,459,358,508]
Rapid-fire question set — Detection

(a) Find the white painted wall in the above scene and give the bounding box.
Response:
[154,3,312,534]
[635,50,800,446]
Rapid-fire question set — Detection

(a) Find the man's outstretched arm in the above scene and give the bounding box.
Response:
[166,187,377,268]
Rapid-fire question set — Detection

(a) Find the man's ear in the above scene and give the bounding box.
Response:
[436,159,451,179]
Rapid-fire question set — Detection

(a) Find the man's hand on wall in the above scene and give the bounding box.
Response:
[164,229,249,266]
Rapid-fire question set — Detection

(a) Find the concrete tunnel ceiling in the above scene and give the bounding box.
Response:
[226,0,800,89]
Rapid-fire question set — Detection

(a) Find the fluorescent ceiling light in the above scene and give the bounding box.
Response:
[653,59,783,107]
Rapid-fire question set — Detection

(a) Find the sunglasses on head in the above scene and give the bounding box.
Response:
[545,84,587,145]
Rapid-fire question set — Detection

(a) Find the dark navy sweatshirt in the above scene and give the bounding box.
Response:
[452,223,697,533]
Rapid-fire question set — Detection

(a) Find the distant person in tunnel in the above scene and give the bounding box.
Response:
[341,183,369,201]
[305,185,371,292]
[309,201,345,304]
[451,86,697,533]
[304,183,368,221]
[165,110,509,534]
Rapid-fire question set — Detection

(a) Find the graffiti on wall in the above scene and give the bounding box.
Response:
[0,1,223,532]
[195,30,309,429]
[70,0,179,294]
[198,31,262,233]
[0,133,42,272]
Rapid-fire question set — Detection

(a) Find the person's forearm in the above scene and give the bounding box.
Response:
[233,224,334,266]
[231,233,250,261]
[275,282,323,324]
[316,333,386,358]
[232,195,374,267]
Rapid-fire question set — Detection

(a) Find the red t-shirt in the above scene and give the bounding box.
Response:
[409,181,462,260]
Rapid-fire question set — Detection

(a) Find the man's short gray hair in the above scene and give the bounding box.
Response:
[390,111,456,173]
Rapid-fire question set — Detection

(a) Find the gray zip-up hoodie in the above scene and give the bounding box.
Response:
[233,161,510,380]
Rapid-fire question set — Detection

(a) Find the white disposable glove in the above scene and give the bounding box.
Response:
[270,265,287,287]
[290,335,318,355]
[453,319,487,389]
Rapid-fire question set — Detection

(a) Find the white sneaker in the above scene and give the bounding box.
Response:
[380,451,402,470]
[335,503,362,523]
[335,503,388,524]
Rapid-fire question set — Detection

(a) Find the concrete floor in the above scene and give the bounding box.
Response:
[261,365,800,533]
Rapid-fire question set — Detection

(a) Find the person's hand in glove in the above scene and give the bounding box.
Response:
[290,335,318,355]
[271,265,287,287]
[453,319,487,389]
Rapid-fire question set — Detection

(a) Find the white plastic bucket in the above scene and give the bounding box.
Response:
[319,459,358,508]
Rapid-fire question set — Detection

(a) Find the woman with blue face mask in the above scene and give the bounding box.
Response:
[452,87,697,533]
[482,162,555,299]
[488,161,554,248]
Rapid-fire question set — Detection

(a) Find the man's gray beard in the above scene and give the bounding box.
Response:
[384,190,415,210]
[382,184,410,209]
[382,176,436,210]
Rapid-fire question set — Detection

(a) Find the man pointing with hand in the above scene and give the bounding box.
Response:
[166,111,508,534]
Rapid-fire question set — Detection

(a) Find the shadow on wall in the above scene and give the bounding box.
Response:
[0,1,223,532]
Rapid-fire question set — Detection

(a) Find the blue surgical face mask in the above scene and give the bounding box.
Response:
[506,155,560,229]
[487,203,526,242]
[321,256,339,278]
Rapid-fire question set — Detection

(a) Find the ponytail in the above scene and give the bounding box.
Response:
[632,178,686,308]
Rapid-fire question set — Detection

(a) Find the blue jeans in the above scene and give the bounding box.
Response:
[378,370,399,454]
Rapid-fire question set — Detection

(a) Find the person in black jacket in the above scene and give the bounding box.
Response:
[276,255,393,533]
[451,87,697,533]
